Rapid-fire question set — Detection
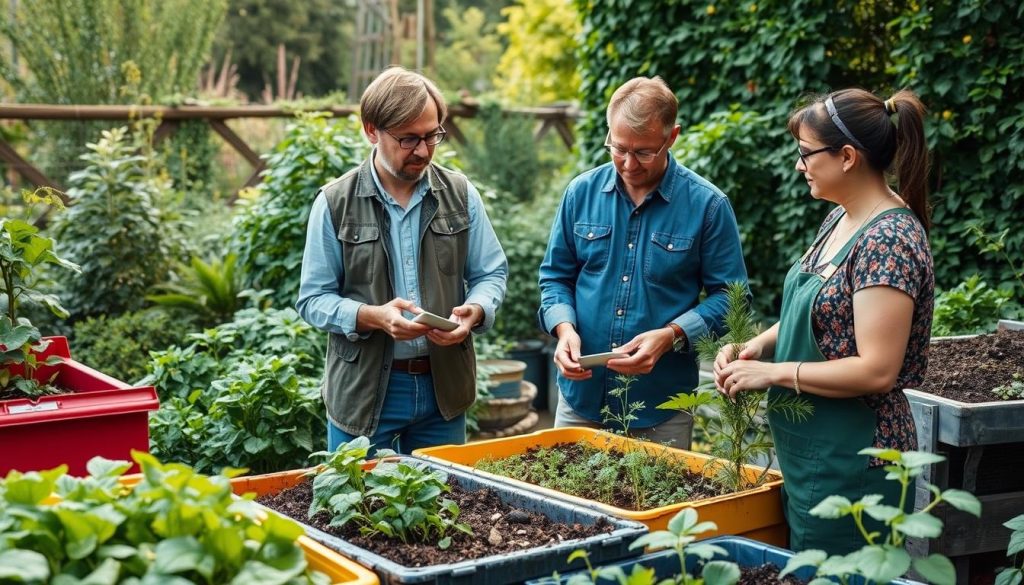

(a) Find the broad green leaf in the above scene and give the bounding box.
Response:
[702,560,740,585]
[913,553,956,585]
[1008,530,1024,557]
[54,509,102,560]
[686,543,728,561]
[895,512,943,538]
[667,508,698,534]
[1006,514,1024,531]
[438,536,452,550]
[0,549,50,581]
[809,495,852,519]
[864,504,904,523]
[229,560,306,585]
[857,545,911,584]
[994,568,1022,585]
[900,451,946,469]
[941,489,982,517]
[780,549,827,577]
[152,537,207,574]
[629,532,680,551]
[566,549,589,564]
[858,447,901,462]
[86,457,132,480]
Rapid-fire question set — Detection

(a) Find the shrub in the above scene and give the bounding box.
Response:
[51,127,185,320]
[932,275,1013,337]
[231,113,368,308]
[72,309,196,385]
[147,253,250,328]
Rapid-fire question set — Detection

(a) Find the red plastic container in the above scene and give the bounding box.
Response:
[0,337,160,476]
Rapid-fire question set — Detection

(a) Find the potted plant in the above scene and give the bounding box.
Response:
[228,437,648,585]
[0,190,159,475]
[0,451,377,584]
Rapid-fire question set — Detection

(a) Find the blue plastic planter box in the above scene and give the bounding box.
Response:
[526,536,921,585]
[291,456,648,585]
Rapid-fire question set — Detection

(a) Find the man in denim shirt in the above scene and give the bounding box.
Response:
[298,68,507,454]
[539,76,748,446]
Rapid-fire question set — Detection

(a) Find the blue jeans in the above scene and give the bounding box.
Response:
[327,370,466,455]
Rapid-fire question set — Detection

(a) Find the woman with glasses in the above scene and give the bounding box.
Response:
[713,88,934,554]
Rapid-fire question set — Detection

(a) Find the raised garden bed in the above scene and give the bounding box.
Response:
[231,459,648,585]
[413,427,787,545]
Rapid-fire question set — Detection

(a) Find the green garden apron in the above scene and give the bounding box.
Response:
[767,208,913,554]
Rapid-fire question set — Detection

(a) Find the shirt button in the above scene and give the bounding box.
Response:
[616,309,624,316]
[622,275,629,282]
[627,243,634,249]
[611,343,619,348]
[354,234,360,241]
[667,244,674,250]
[587,232,594,239]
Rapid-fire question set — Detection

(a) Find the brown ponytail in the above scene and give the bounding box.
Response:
[787,88,932,232]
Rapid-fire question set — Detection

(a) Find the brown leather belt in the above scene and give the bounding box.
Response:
[391,358,431,374]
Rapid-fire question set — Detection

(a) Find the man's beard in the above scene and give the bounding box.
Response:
[380,153,429,182]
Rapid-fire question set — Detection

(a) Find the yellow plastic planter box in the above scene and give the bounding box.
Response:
[413,427,787,546]
[228,468,379,585]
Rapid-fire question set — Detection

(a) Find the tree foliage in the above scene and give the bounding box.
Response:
[493,0,580,105]
[433,6,503,95]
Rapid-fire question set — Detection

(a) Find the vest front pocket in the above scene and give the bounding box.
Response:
[573,222,612,274]
[338,224,380,285]
[430,212,470,275]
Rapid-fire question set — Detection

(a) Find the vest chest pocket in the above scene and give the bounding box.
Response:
[429,212,470,276]
[338,224,380,285]
[573,223,612,274]
[643,232,694,285]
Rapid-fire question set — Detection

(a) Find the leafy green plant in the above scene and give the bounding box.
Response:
[780,448,982,585]
[0,452,330,584]
[659,283,812,492]
[143,306,328,473]
[231,113,368,308]
[51,126,185,319]
[932,275,1013,337]
[992,374,1024,401]
[309,437,472,549]
[997,513,1024,585]
[71,309,197,385]
[0,189,80,398]
[553,508,740,585]
[147,253,252,327]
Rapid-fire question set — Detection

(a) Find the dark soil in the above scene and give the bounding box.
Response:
[916,328,1024,402]
[483,442,729,510]
[738,563,806,584]
[256,477,614,567]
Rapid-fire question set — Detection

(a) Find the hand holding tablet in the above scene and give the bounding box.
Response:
[411,310,459,332]
[578,351,628,369]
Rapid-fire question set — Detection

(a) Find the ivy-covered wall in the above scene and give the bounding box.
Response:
[575,0,1024,317]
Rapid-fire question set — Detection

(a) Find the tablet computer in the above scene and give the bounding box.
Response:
[578,351,626,369]
[412,310,459,332]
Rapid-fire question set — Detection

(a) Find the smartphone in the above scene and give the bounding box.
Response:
[578,351,626,369]
[411,310,459,332]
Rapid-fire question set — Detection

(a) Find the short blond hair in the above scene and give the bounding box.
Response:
[606,76,678,135]
[360,66,447,129]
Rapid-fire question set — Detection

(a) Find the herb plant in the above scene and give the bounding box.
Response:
[309,437,472,549]
[997,513,1024,585]
[992,374,1024,401]
[780,448,982,585]
[553,508,740,585]
[0,189,80,399]
[658,282,812,492]
[0,452,329,584]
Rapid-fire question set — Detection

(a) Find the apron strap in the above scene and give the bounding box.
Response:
[820,207,913,277]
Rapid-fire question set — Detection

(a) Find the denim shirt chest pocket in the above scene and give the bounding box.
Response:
[573,222,612,274]
[643,232,695,285]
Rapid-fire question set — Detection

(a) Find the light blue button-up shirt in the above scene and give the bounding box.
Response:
[297,153,508,358]
[539,155,748,426]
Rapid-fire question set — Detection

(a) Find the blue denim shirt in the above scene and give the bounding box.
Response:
[539,156,748,426]
[297,152,508,358]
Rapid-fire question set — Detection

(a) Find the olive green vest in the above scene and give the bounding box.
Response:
[320,159,476,436]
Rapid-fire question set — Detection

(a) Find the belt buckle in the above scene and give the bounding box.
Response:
[408,359,430,375]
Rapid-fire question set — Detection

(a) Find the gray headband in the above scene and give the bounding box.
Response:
[825,95,867,151]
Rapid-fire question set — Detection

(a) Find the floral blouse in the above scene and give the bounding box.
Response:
[802,207,934,460]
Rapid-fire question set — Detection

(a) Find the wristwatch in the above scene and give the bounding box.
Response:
[666,323,688,353]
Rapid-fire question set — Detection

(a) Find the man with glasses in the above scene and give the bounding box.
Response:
[297,66,507,454]
[539,76,748,446]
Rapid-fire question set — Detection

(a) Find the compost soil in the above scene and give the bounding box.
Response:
[257,477,613,567]
[738,563,806,584]
[916,328,1024,403]
[510,442,729,510]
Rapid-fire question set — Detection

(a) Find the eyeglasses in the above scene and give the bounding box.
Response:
[603,132,670,164]
[384,128,447,150]
[797,145,840,165]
